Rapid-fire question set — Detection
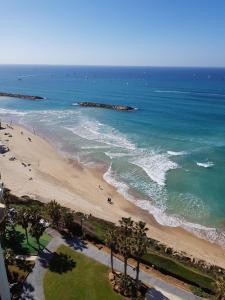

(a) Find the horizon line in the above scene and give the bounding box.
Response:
[0,63,225,69]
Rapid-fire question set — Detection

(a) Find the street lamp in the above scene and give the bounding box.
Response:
[0,181,11,300]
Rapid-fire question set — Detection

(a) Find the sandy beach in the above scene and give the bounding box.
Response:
[1,121,225,268]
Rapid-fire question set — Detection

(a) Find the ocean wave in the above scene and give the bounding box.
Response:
[130,152,178,186]
[0,108,27,116]
[22,109,179,188]
[136,199,181,226]
[103,165,133,201]
[167,150,187,156]
[65,118,136,150]
[81,145,110,149]
[154,90,190,94]
[138,197,225,246]
[104,152,128,159]
[182,222,225,247]
[103,167,225,246]
[103,165,182,227]
[154,90,225,98]
[196,161,214,168]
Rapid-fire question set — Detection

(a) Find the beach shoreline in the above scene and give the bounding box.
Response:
[1,121,225,268]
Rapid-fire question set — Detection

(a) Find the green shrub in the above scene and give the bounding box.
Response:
[190,286,213,298]
[141,252,214,293]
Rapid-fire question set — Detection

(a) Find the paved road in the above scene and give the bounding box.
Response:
[22,229,201,300]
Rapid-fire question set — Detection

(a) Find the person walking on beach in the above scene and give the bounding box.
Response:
[107,197,112,204]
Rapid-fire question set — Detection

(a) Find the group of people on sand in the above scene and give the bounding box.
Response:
[99,184,113,205]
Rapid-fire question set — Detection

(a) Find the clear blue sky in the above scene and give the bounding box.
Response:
[1,0,225,67]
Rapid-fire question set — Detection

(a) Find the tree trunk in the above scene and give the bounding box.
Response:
[124,257,127,289]
[25,228,29,244]
[36,237,40,251]
[80,219,83,235]
[135,258,140,289]
[110,248,114,273]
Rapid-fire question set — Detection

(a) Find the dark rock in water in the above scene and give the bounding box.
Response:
[0,92,44,100]
[0,143,9,154]
[78,102,135,111]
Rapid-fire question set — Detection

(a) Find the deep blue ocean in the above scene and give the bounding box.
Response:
[0,65,225,244]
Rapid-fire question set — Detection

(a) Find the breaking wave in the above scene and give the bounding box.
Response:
[104,152,128,159]
[103,167,225,246]
[167,150,187,156]
[154,90,190,94]
[0,108,27,116]
[103,165,133,201]
[197,161,214,168]
[103,165,225,246]
[65,118,136,150]
[130,152,178,186]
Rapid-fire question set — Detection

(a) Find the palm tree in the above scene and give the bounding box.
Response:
[46,200,62,229]
[4,248,14,276]
[29,218,46,251]
[105,228,117,273]
[117,217,134,288]
[62,210,74,234]
[17,208,30,244]
[0,209,8,240]
[213,276,225,300]
[2,187,10,208]
[131,221,149,291]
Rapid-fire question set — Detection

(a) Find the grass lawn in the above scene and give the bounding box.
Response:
[3,225,51,255]
[44,245,124,300]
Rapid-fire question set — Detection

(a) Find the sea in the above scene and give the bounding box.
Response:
[0,65,225,245]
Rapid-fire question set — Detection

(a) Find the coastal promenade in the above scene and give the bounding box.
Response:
[22,229,201,300]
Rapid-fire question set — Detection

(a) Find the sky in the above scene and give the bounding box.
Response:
[0,0,225,67]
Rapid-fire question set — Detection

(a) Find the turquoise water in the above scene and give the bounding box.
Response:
[0,65,225,243]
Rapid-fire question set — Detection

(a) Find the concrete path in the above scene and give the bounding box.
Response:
[22,229,202,300]
[21,236,63,300]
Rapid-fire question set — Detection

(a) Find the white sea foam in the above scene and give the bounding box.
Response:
[0,108,27,116]
[103,165,134,201]
[154,90,190,94]
[81,145,110,149]
[65,118,136,150]
[140,198,225,246]
[136,199,182,226]
[103,168,225,245]
[104,152,128,159]
[103,165,180,227]
[167,150,187,156]
[196,161,214,168]
[130,152,178,186]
